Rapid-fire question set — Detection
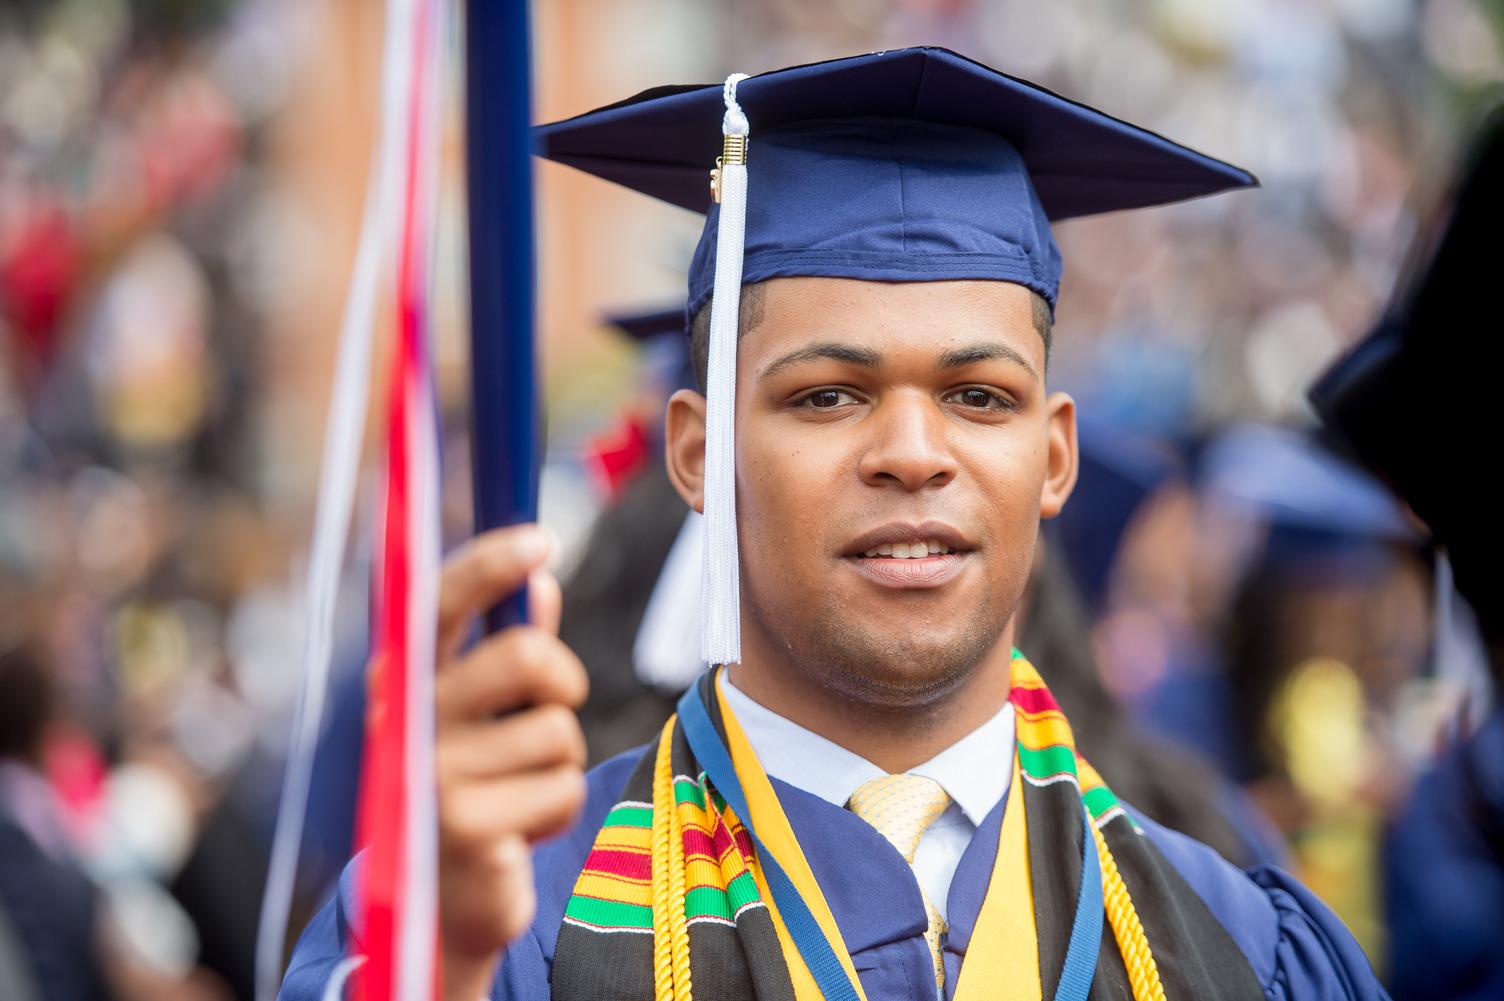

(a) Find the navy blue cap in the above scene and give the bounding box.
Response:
[537,47,1257,315]
[603,306,686,342]
[1198,424,1415,543]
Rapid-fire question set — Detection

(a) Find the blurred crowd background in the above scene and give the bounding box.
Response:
[1,0,1502,999]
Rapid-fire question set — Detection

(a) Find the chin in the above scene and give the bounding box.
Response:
[745,568,1014,708]
[809,626,998,710]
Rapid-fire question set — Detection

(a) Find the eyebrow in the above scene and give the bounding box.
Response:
[759,342,883,379]
[938,343,1038,381]
[756,339,1040,382]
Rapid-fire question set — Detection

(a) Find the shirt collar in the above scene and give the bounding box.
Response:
[718,673,1014,827]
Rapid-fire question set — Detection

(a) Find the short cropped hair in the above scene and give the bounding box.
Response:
[688,282,1053,390]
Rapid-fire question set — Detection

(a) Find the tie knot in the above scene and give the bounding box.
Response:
[846,773,951,863]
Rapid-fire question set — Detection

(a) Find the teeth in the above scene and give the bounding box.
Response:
[861,540,956,558]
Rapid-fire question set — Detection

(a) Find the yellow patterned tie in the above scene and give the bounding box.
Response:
[847,773,952,991]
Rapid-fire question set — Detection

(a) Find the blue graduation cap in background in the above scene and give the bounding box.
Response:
[536,46,1257,666]
[603,306,686,342]
[1198,424,1418,576]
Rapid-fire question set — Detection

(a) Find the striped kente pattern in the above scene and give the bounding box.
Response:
[563,774,766,934]
[1010,655,1135,832]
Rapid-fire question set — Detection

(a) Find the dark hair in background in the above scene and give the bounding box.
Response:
[0,642,54,763]
[688,281,1054,391]
[1021,538,1255,866]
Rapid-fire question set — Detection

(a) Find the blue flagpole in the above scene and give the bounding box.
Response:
[465,0,539,632]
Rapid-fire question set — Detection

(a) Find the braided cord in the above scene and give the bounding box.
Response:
[667,753,694,998]
[1092,822,1166,1001]
[651,719,679,1001]
[649,717,695,1001]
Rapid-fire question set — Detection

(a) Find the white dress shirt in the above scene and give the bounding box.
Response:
[719,674,1015,921]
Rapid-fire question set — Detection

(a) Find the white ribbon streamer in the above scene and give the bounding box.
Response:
[253,0,417,996]
[701,72,751,667]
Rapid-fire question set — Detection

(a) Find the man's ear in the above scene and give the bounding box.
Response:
[665,388,708,513]
[1040,391,1079,519]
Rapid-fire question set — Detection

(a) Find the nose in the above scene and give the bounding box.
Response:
[857,391,958,492]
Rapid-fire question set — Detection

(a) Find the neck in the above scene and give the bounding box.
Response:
[726,625,1017,773]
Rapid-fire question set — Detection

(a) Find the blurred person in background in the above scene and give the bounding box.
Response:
[0,630,113,1001]
[1095,424,1431,958]
[1203,427,1429,959]
[0,627,234,1001]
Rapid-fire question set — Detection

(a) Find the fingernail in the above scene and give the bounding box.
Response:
[523,523,559,562]
[517,524,550,561]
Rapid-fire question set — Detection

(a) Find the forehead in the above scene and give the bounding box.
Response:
[744,277,1044,365]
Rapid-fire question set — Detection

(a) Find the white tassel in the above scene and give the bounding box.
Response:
[701,72,750,667]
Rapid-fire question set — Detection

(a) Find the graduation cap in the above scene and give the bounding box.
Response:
[537,47,1257,665]
[1197,423,1419,583]
[1198,424,1416,538]
[1310,109,1504,638]
[601,302,698,411]
[603,306,686,342]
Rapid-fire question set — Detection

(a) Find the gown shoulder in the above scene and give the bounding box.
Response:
[1138,811,1389,1000]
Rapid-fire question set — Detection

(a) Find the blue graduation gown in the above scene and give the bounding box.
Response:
[1384,706,1504,1001]
[281,745,1388,1000]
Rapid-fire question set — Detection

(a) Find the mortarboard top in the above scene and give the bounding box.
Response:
[537,47,1257,315]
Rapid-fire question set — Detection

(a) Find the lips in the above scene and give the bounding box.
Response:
[842,521,976,558]
[841,521,975,590]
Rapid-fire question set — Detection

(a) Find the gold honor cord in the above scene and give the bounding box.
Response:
[1093,823,1167,1001]
[651,721,694,1001]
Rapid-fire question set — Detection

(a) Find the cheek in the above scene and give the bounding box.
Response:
[962,425,1050,516]
[735,429,837,557]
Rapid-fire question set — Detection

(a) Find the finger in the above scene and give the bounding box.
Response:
[435,627,589,721]
[439,832,535,960]
[439,704,587,777]
[437,525,552,659]
[442,764,588,845]
[528,568,562,636]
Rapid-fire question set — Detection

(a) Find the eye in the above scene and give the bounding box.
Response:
[944,387,1015,411]
[799,388,861,409]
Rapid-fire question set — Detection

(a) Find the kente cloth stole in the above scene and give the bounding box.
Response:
[551,653,1266,1001]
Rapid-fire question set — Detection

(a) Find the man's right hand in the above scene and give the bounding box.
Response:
[433,525,589,1000]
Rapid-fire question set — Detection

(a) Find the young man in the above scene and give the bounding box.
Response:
[283,49,1386,1001]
